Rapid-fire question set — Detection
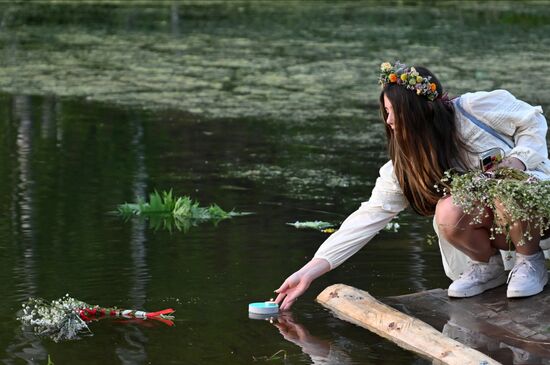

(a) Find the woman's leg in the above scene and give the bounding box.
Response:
[492,198,541,254]
[436,196,547,298]
[435,196,508,297]
[436,196,541,255]
[435,196,507,262]
[494,201,548,297]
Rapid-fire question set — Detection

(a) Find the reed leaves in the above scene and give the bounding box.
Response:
[117,190,249,232]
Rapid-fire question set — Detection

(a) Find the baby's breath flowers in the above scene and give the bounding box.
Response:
[18,295,176,342]
[437,167,550,245]
[18,294,91,342]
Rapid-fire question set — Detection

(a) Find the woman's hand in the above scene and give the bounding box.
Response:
[493,156,526,171]
[274,272,311,311]
[274,258,331,311]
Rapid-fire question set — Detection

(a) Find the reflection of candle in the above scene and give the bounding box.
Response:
[248,301,279,315]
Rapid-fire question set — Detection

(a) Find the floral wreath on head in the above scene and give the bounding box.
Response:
[379,61,439,101]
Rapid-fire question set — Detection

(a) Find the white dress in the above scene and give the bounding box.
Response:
[313,90,550,280]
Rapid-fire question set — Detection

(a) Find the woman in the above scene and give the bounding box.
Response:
[275,61,550,310]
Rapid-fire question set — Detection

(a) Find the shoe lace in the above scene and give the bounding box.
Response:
[507,259,535,284]
[460,261,483,279]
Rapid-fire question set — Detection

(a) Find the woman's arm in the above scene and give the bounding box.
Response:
[507,108,548,169]
[463,89,548,170]
[274,161,408,310]
[313,160,408,269]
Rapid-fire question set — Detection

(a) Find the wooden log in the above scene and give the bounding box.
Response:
[384,285,550,361]
[316,284,501,365]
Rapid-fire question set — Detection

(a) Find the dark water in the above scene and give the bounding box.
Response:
[0,2,549,364]
[0,92,442,365]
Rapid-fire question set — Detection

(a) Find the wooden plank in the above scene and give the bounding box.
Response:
[316,283,501,365]
[384,284,550,364]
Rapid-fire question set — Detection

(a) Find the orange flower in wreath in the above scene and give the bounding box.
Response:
[388,73,398,83]
[430,83,437,92]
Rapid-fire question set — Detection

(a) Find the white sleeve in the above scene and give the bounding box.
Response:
[313,161,408,270]
[463,89,548,169]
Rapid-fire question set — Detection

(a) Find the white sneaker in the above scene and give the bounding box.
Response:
[506,251,548,298]
[448,254,507,298]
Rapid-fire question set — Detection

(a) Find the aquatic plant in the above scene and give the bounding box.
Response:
[18,294,175,342]
[439,167,550,245]
[384,221,400,232]
[286,221,334,231]
[286,220,401,234]
[252,349,287,362]
[425,233,437,246]
[117,190,249,231]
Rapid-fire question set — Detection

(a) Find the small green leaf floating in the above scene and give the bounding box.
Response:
[117,190,251,232]
[286,221,334,231]
[286,220,401,234]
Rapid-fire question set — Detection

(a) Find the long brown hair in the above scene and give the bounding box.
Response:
[379,66,468,216]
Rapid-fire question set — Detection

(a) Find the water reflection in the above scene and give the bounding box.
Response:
[171,3,180,37]
[274,312,351,365]
[13,95,37,298]
[4,95,47,364]
[115,115,149,365]
[3,332,47,365]
[442,311,550,365]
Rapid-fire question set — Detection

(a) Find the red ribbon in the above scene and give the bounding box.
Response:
[145,308,175,318]
[78,307,174,321]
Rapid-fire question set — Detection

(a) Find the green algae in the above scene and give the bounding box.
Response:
[221,162,372,200]
[0,2,548,123]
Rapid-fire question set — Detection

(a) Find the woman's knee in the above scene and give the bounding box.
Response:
[436,197,462,226]
[435,197,470,239]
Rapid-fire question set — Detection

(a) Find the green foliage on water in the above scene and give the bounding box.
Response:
[286,220,401,234]
[287,221,336,234]
[286,220,334,231]
[118,190,248,232]
[0,1,549,123]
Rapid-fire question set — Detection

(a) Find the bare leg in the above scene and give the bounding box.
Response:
[503,217,541,255]
[438,196,508,297]
[435,196,507,262]
[437,196,546,298]
[436,196,542,257]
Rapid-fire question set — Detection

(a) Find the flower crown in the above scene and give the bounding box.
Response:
[379,61,439,101]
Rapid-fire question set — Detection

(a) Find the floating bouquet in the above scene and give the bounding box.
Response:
[18,294,175,342]
[439,167,550,244]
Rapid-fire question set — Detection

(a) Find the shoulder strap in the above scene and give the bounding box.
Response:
[454,97,514,149]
